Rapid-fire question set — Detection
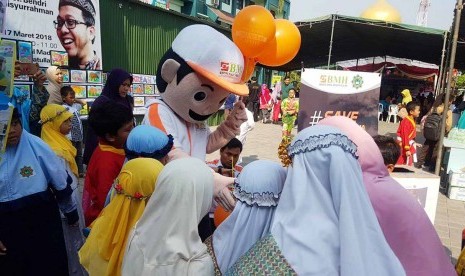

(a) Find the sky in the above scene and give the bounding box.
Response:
[289,0,456,30]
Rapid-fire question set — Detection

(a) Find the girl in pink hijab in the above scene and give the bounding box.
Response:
[259,84,272,123]
[319,116,455,276]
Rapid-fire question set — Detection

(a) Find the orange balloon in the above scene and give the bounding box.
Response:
[257,19,301,67]
[214,206,231,228]
[232,5,276,57]
[241,56,257,82]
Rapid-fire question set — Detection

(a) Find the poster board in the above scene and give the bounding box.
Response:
[392,165,440,224]
[4,0,102,69]
[298,69,381,135]
[0,39,16,98]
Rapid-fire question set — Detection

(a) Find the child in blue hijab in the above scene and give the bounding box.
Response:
[103,125,172,206]
[124,125,174,165]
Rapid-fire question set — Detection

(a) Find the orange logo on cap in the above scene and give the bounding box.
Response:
[220,61,243,79]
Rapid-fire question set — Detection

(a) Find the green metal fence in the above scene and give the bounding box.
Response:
[100,0,230,75]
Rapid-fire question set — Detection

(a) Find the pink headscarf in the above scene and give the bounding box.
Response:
[272,82,281,102]
[319,116,454,276]
[259,84,271,107]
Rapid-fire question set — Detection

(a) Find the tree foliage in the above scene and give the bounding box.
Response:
[456,74,465,89]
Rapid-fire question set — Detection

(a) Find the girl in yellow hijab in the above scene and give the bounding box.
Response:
[79,158,164,276]
[40,104,78,176]
[401,89,413,105]
[40,104,86,275]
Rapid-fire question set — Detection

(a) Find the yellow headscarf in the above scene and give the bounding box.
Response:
[79,158,164,276]
[401,89,412,105]
[40,104,78,176]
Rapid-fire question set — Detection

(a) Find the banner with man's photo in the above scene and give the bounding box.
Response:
[4,0,102,69]
[298,69,381,136]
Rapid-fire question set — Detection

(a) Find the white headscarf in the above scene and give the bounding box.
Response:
[271,125,405,275]
[46,66,63,104]
[213,160,286,273]
[122,158,214,276]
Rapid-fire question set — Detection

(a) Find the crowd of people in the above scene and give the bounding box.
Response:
[1,63,462,276]
[227,75,300,142]
[379,87,465,170]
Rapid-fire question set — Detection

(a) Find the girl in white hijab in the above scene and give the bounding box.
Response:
[122,157,214,275]
[46,66,63,104]
[205,160,286,275]
[227,125,405,275]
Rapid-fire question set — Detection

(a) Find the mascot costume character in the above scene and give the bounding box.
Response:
[143,25,249,216]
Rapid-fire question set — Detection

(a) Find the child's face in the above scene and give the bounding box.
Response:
[289,90,296,98]
[108,121,134,149]
[60,118,72,135]
[220,146,241,169]
[410,106,421,118]
[63,92,75,106]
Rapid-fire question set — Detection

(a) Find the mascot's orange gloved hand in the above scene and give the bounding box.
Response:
[224,101,248,132]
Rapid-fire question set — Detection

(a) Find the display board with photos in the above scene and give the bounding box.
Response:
[7,38,157,115]
[131,73,159,108]
[12,65,104,116]
[64,69,103,115]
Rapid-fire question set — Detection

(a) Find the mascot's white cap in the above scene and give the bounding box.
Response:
[172,24,249,96]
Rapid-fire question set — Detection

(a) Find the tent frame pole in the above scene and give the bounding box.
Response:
[435,32,449,96]
[327,15,336,69]
[435,0,463,176]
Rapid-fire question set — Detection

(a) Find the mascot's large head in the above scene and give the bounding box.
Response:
[156,24,249,124]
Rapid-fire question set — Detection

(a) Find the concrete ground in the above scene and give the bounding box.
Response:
[207,120,465,265]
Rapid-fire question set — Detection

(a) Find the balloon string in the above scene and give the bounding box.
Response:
[231,157,234,177]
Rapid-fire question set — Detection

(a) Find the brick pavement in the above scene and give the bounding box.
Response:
[207,120,465,264]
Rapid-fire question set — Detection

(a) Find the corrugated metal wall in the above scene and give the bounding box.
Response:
[100,0,230,75]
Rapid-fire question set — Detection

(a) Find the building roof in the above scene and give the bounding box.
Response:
[207,6,235,25]
[268,14,451,71]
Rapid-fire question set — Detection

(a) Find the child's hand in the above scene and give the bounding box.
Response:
[406,150,412,157]
[32,71,47,87]
[415,143,422,148]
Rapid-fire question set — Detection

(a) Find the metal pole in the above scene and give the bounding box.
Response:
[327,15,336,69]
[440,30,454,95]
[435,0,463,175]
[435,32,449,96]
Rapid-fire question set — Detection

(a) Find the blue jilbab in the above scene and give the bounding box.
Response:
[227,125,405,275]
[0,130,77,214]
[0,128,78,275]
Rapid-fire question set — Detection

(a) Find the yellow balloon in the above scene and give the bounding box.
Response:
[232,5,276,57]
[257,19,301,67]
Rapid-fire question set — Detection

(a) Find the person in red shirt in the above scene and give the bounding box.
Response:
[396,101,421,166]
[82,101,134,226]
